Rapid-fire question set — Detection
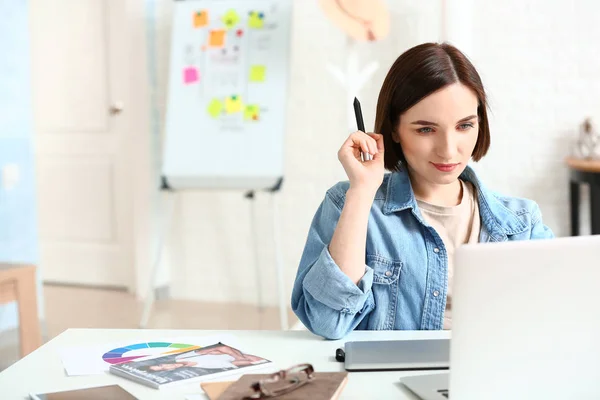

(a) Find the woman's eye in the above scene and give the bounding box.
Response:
[417,127,433,134]
[458,123,475,131]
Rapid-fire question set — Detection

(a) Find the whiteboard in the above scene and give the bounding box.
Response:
[161,0,292,190]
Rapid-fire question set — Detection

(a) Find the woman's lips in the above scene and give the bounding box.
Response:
[431,163,459,172]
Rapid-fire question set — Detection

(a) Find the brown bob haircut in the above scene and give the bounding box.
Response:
[374,42,491,172]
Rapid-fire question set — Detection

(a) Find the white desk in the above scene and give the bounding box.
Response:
[0,329,450,399]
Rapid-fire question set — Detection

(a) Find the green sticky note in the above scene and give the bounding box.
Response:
[222,9,240,29]
[249,65,266,82]
[248,11,264,29]
[244,104,260,121]
[207,99,224,118]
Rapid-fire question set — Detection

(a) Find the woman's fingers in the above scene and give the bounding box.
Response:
[350,131,378,155]
[340,131,384,163]
[367,133,384,161]
[367,133,384,153]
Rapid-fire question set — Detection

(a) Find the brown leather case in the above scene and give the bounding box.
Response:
[201,372,348,400]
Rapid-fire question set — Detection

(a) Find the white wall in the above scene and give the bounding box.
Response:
[469,0,598,236]
[150,0,596,307]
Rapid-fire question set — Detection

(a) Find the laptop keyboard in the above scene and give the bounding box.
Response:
[438,389,449,398]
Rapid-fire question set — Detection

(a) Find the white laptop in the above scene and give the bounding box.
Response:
[401,234,600,400]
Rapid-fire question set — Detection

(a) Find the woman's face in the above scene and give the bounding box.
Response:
[150,363,184,371]
[396,83,479,186]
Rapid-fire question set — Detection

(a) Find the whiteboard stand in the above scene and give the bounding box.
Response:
[139,177,289,331]
[244,190,264,312]
[139,177,176,329]
[244,176,287,329]
[145,0,293,330]
[269,179,288,331]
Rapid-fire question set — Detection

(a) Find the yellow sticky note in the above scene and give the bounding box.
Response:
[193,10,209,28]
[244,105,260,121]
[225,95,242,113]
[208,29,226,48]
[248,11,265,29]
[207,99,224,118]
[249,65,266,82]
[222,9,240,29]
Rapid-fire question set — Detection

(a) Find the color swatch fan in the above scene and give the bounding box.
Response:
[58,335,238,376]
[101,341,201,365]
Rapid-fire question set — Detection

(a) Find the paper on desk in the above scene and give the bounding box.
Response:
[57,334,239,376]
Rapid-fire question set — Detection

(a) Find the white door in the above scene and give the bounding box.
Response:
[30,0,133,288]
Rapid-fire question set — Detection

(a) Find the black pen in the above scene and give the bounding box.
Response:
[353,97,372,161]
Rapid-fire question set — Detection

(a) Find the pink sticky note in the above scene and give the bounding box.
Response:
[183,67,199,84]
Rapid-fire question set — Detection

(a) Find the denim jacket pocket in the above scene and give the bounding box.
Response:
[367,254,402,285]
[366,254,402,330]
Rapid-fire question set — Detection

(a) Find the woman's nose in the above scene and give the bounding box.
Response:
[435,132,457,160]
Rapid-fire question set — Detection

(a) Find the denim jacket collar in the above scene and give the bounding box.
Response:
[382,164,528,241]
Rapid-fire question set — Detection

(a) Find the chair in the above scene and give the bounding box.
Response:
[0,264,42,357]
[566,157,600,235]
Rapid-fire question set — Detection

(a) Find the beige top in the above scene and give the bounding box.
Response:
[416,179,481,330]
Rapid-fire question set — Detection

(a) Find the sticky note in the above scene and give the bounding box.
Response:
[244,105,260,121]
[183,67,199,84]
[222,9,240,29]
[208,29,226,48]
[193,10,208,28]
[249,65,266,82]
[248,11,265,29]
[207,99,224,118]
[225,95,243,113]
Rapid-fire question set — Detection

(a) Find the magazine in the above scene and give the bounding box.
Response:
[109,342,272,389]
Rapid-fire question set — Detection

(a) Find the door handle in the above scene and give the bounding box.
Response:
[109,101,125,115]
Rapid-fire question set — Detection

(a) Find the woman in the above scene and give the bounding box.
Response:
[291,42,553,340]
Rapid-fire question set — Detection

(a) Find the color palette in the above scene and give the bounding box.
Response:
[101,342,200,365]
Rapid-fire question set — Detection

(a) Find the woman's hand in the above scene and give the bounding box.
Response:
[337,131,385,194]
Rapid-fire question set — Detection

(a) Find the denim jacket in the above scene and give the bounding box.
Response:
[291,165,554,339]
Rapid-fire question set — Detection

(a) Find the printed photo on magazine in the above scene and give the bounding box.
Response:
[109,342,271,389]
